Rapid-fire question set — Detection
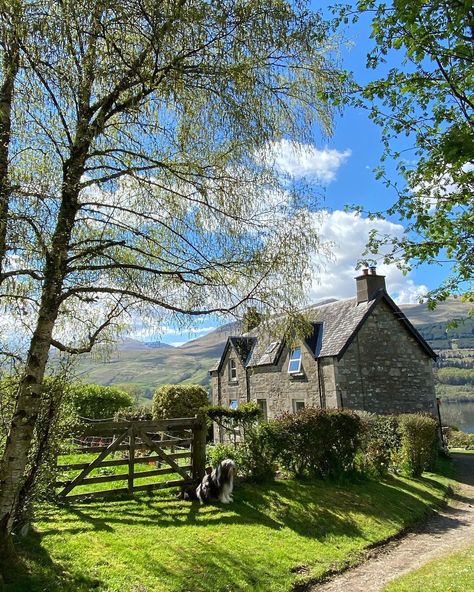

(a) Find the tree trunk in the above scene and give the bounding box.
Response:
[0,37,19,278]
[0,155,86,560]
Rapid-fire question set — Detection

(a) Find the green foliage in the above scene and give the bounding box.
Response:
[152,384,209,419]
[357,412,401,477]
[208,421,275,481]
[445,427,474,449]
[114,406,153,421]
[397,414,439,477]
[0,373,79,530]
[70,384,133,420]
[264,408,362,478]
[338,1,474,303]
[437,367,474,386]
[206,402,262,441]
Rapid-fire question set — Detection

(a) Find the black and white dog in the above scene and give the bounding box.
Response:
[181,459,236,504]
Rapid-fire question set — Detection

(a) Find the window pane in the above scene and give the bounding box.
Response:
[288,347,302,373]
[229,399,238,410]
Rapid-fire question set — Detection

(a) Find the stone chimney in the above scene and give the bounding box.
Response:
[355,267,386,303]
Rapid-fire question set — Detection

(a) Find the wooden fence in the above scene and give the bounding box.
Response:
[56,416,206,502]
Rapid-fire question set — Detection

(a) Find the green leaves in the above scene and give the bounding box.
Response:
[343,0,474,304]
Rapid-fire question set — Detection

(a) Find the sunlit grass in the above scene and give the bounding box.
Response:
[8,462,453,592]
[384,545,474,592]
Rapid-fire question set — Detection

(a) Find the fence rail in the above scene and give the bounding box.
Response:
[56,416,206,502]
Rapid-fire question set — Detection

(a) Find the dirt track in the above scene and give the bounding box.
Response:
[310,452,474,592]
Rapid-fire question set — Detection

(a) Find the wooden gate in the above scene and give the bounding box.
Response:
[56,417,206,502]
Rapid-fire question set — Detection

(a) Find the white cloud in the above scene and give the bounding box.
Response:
[413,162,474,212]
[260,139,351,184]
[310,210,428,304]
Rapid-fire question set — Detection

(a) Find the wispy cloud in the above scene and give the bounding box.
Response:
[260,139,351,184]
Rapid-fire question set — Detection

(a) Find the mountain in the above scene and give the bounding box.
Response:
[74,299,473,398]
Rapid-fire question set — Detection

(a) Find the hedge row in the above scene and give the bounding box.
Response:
[208,407,439,481]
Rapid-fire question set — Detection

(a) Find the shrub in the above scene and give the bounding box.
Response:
[206,402,262,443]
[207,442,241,467]
[397,414,438,477]
[0,372,79,531]
[114,405,153,421]
[71,383,133,419]
[152,384,209,419]
[207,422,275,481]
[445,428,474,449]
[357,412,401,477]
[265,407,362,479]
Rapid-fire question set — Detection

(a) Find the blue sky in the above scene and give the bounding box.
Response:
[130,4,451,347]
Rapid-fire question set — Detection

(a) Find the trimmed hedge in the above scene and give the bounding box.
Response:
[397,414,438,477]
[70,383,133,419]
[445,427,474,449]
[152,384,208,419]
[264,407,362,478]
[357,412,401,477]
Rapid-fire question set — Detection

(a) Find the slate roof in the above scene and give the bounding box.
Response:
[210,336,256,373]
[210,292,436,373]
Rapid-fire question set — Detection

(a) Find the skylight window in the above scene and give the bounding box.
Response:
[264,341,279,354]
[288,347,302,374]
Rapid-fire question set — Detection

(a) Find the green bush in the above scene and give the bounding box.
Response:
[207,442,242,467]
[207,422,275,481]
[70,383,133,419]
[114,405,153,421]
[397,414,438,477]
[206,402,262,443]
[446,428,474,449]
[152,384,209,419]
[357,412,401,477]
[264,407,362,479]
[0,372,79,531]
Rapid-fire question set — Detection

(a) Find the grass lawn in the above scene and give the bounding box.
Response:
[6,461,453,592]
[384,545,474,592]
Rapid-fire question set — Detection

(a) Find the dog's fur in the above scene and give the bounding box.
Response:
[180,459,236,504]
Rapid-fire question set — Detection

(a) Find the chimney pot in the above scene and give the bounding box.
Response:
[355,268,386,303]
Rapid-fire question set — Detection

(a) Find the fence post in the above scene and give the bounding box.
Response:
[128,424,135,494]
[192,416,207,481]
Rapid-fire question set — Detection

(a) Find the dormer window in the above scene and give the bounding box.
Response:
[288,347,302,374]
[229,358,237,382]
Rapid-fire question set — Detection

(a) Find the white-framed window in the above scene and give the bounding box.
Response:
[293,400,305,413]
[229,358,237,382]
[257,398,268,421]
[288,347,302,374]
[229,399,238,410]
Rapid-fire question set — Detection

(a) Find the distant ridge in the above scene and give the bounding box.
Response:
[74,298,473,396]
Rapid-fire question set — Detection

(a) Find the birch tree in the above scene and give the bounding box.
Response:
[0,0,343,557]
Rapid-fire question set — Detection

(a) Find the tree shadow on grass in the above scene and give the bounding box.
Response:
[4,529,101,592]
[36,474,447,543]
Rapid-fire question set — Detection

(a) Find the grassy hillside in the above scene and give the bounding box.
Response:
[73,299,473,399]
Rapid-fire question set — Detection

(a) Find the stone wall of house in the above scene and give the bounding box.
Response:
[247,343,321,420]
[319,357,339,408]
[210,344,249,442]
[336,300,437,415]
[212,345,247,407]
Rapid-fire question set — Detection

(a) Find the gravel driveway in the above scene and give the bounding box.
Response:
[311,452,474,592]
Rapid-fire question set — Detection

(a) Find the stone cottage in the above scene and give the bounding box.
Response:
[210,269,437,429]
